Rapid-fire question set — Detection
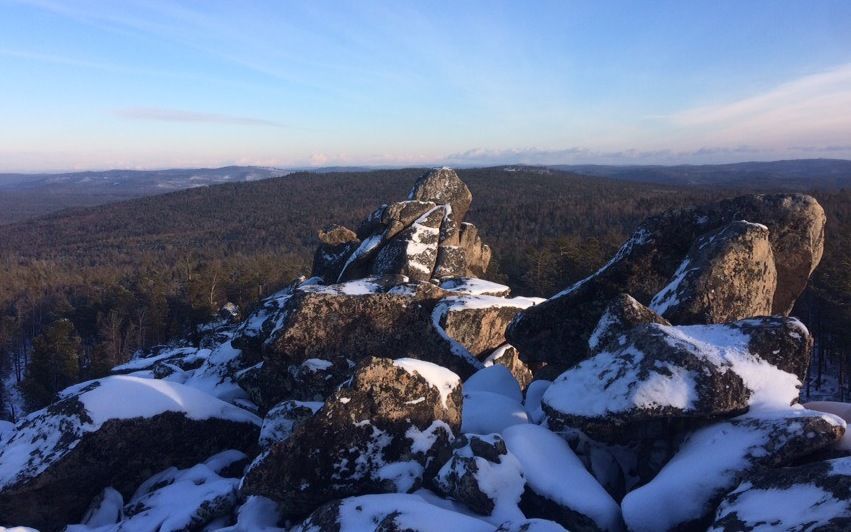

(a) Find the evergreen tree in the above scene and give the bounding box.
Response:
[23,319,81,408]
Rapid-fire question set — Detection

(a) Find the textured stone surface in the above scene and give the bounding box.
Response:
[241,357,461,518]
[506,193,825,373]
[651,220,776,325]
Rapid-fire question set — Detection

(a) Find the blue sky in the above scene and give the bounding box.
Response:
[1,0,850,171]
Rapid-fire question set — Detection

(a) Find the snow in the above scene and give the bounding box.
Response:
[78,375,260,427]
[621,408,846,532]
[502,424,623,532]
[111,347,203,372]
[523,380,552,424]
[296,493,493,532]
[650,257,694,315]
[406,420,453,454]
[462,391,529,435]
[74,487,124,528]
[375,460,424,492]
[337,233,384,282]
[544,322,804,419]
[393,358,461,408]
[259,400,323,448]
[667,323,803,411]
[300,277,387,296]
[0,376,259,490]
[435,433,526,524]
[439,278,511,296]
[103,451,244,532]
[464,365,523,403]
[709,482,849,532]
[543,345,695,417]
[217,496,284,532]
[438,294,544,312]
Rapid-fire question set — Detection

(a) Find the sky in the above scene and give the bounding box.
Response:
[1,0,851,172]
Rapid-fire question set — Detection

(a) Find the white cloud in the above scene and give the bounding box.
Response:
[669,63,851,146]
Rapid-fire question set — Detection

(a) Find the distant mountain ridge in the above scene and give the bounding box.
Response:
[2,159,850,226]
[551,158,851,189]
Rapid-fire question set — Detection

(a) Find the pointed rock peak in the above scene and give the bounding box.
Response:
[408,167,473,225]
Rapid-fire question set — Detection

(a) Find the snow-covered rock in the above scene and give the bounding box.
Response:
[292,493,492,532]
[507,193,826,373]
[621,409,845,531]
[241,357,461,518]
[544,319,810,441]
[709,456,851,531]
[650,220,777,325]
[370,204,445,281]
[435,294,544,361]
[502,424,623,531]
[0,376,260,530]
[440,277,511,297]
[465,365,524,403]
[434,433,526,523]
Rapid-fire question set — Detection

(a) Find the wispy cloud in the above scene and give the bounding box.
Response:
[113,107,284,128]
[669,63,851,146]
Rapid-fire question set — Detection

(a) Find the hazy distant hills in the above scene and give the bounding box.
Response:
[0,166,288,224]
[552,159,851,189]
[2,159,850,225]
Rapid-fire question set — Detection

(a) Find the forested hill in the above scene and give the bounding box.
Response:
[2,166,851,415]
[554,158,851,189]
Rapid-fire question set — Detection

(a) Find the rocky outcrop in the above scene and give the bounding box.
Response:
[241,357,461,518]
[312,168,492,284]
[543,317,811,442]
[253,278,477,408]
[709,456,851,531]
[259,399,323,448]
[622,410,845,531]
[506,193,826,373]
[0,376,259,530]
[650,220,777,325]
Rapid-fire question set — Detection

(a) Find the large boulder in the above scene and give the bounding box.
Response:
[241,357,462,518]
[709,456,851,531]
[255,278,479,407]
[650,220,777,325]
[0,376,260,530]
[621,409,845,532]
[484,344,534,391]
[543,318,810,442]
[506,193,826,372]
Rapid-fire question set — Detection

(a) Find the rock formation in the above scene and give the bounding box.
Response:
[0,168,843,532]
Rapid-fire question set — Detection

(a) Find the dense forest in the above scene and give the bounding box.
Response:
[1,167,849,417]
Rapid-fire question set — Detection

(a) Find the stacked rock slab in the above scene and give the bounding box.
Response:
[507,193,826,373]
[313,167,491,284]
